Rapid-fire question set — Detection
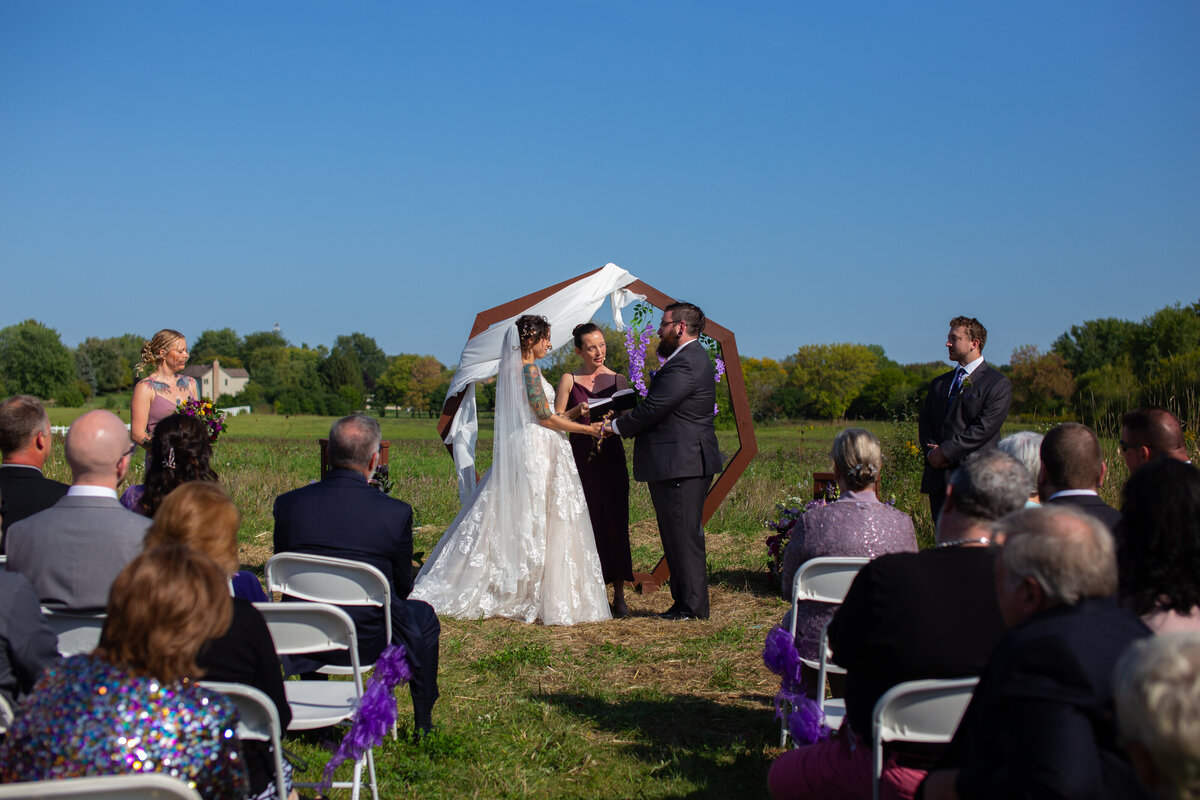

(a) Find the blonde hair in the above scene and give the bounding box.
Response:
[830,427,882,491]
[145,481,241,576]
[97,543,231,683]
[135,329,185,376]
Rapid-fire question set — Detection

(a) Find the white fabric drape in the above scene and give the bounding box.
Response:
[443,263,643,502]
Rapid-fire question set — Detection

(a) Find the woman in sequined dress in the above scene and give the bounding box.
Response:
[0,544,249,798]
[555,323,635,617]
[779,428,917,662]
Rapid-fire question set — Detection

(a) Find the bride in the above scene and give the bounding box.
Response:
[411,315,612,625]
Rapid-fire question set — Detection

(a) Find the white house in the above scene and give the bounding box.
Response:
[183,360,250,401]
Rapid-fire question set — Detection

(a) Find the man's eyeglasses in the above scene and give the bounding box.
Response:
[659,318,682,329]
[119,443,137,465]
[1119,440,1147,453]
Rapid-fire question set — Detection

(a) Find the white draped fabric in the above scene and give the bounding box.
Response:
[443,263,643,503]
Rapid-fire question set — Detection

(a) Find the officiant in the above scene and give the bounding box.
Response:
[556,323,636,618]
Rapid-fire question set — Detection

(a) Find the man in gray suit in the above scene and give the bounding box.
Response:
[7,410,149,611]
[602,302,724,620]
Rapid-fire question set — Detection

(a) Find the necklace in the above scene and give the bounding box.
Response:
[936,537,990,549]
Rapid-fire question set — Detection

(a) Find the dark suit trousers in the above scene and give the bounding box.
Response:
[649,476,711,618]
[392,597,440,730]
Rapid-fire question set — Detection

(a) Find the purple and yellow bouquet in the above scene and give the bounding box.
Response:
[174,397,227,443]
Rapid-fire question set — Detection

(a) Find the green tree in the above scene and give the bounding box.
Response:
[111,333,148,380]
[77,336,133,392]
[0,319,75,400]
[333,333,388,390]
[192,328,244,367]
[785,343,879,419]
[1129,302,1200,377]
[241,330,290,375]
[1008,345,1076,416]
[741,357,788,421]
[1074,357,1140,428]
[1051,317,1139,376]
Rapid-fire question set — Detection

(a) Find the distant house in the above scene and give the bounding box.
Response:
[183,360,250,401]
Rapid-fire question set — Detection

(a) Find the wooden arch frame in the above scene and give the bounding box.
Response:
[436,267,759,592]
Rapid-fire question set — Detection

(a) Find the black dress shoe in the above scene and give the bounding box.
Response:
[658,610,695,621]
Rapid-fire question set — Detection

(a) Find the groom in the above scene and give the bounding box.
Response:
[602,302,724,620]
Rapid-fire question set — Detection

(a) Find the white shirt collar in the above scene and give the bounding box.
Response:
[663,338,698,364]
[66,485,119,500]
[959,356,984,376]
[0,463,43,473]
[1048,489,1099,500]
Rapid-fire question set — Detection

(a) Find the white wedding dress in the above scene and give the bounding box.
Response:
[411,324,611,625]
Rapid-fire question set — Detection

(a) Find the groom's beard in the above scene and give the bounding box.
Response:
[657,340,677,360]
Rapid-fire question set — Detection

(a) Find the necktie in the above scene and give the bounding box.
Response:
[948,366,966,398]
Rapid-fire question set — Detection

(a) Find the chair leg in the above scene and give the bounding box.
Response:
[367,748,379,800]
[351,756,362,800]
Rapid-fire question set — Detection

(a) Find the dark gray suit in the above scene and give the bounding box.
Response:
[918,361,1012,520]
[1046,493,1122,534]
[6,494,150,611]
[617,340,723,618]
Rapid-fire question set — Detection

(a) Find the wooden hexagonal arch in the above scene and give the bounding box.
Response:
[436,267,758,592]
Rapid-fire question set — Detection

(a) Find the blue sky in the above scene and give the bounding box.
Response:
[2,1,1197,369]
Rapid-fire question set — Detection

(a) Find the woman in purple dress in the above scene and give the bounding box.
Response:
[555,323,635,617]
[779,427,917,661]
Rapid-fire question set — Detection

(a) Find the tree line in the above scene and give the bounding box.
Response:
[1,298,1196,424]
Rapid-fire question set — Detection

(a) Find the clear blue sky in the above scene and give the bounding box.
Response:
[2,1,1197,369]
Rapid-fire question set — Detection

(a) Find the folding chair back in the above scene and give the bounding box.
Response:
[40,607,106,657]
[266,552,391,674]
[0,692,13,736]
[0,773,203,799]
[871,677,979,800]
[200,681,288,800]
[253,601,377,800]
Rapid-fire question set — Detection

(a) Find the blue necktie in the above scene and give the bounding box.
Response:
[948,366,966,399]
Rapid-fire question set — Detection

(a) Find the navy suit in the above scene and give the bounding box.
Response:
[617,340,723,618]
[0,465,68,551]
[918,361,1011,520]
[923,597,1152,800]
[1045,493,1122,534]
[273,469,440,729]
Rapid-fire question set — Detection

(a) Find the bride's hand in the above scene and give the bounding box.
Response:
[589,421,605,439]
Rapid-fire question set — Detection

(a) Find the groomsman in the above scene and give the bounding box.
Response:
[918,316,1011,524]
[603,302,724,620]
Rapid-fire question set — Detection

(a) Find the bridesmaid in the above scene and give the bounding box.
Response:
[130,329,198,451]
[556,323,635,617]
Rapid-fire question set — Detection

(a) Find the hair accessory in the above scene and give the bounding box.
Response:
[163,446,176,470]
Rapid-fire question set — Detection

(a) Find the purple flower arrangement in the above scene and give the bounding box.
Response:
[173,397,227,443]
[623,303,727,417]
[762,626,831,745]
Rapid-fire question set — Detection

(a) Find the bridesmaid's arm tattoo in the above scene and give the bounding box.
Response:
[177,376,191,391]
[523,364,554,420]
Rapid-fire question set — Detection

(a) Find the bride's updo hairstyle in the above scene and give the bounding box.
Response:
[517,315,550,357]
[136,328,185,376]
[830,427,883,492]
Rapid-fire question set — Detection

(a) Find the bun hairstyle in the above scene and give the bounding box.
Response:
[516,315,551,355]
[830,427,883,491]
[139,414,218,516]
[136,329,185,376]
[572,322,601,350]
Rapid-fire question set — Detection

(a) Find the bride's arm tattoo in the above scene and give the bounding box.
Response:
[522,364,554,420]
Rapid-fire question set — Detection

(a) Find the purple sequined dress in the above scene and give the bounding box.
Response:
[779,489,917,660]
[0,654,248,799]
[567,381,634,584]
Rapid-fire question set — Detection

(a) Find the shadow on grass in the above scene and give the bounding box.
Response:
[538,691,774,799]
[709,568,783,599]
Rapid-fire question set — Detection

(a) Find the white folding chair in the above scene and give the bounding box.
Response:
[254,601,378,800]
[870,677,980,800]
[200,681,288,800]
[0,773,203,799]
[40,607,106,657]
[0,692,13,736]
[780,556,869,746]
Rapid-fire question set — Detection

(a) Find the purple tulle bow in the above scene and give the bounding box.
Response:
[321,644,414,786]
[761,626,831,746]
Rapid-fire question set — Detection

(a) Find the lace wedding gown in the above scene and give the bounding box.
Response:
[411,324,611,625]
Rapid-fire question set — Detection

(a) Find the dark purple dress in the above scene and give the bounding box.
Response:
[567,379,634,584]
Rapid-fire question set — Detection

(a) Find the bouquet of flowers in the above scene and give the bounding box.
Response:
[174,397,227,443]
[764,484,839,581]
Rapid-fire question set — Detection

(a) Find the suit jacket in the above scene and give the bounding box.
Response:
[932,597,1153,800]
[273,469,414,660]
[0,570,60,706]
[0,465,69,551]
[1045,493,1122,534]
[6,494,150,611]
[617,341,723,483]
[918,361,1012,494]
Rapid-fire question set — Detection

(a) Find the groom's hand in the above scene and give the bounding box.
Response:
[926,443,949,469]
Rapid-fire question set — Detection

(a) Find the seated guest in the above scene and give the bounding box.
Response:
[120,413,217,516]
[1121,406,1193,473]
[780,427,917,662]
[1039,422,1121,533]
[768,449,1030,800]
[274,414,441,735]
[997,431,1043,507]
[0,570,59,709]
[1117,458,1200,634]
[920,505,1152,800]
[1114,633,1200,800]
[6,410,149,610]
[0,395,68,550]
[145,481,294,800]
[0,544,248,799]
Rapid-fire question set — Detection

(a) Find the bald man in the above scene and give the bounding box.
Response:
[7,410,150,611]
[1120,407,1192,473]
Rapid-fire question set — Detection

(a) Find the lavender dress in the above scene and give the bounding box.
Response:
[779,489,917,660]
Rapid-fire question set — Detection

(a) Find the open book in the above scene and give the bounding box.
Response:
[586,388,638,413]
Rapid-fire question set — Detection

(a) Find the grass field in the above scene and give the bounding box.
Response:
[33,409,1173,798]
